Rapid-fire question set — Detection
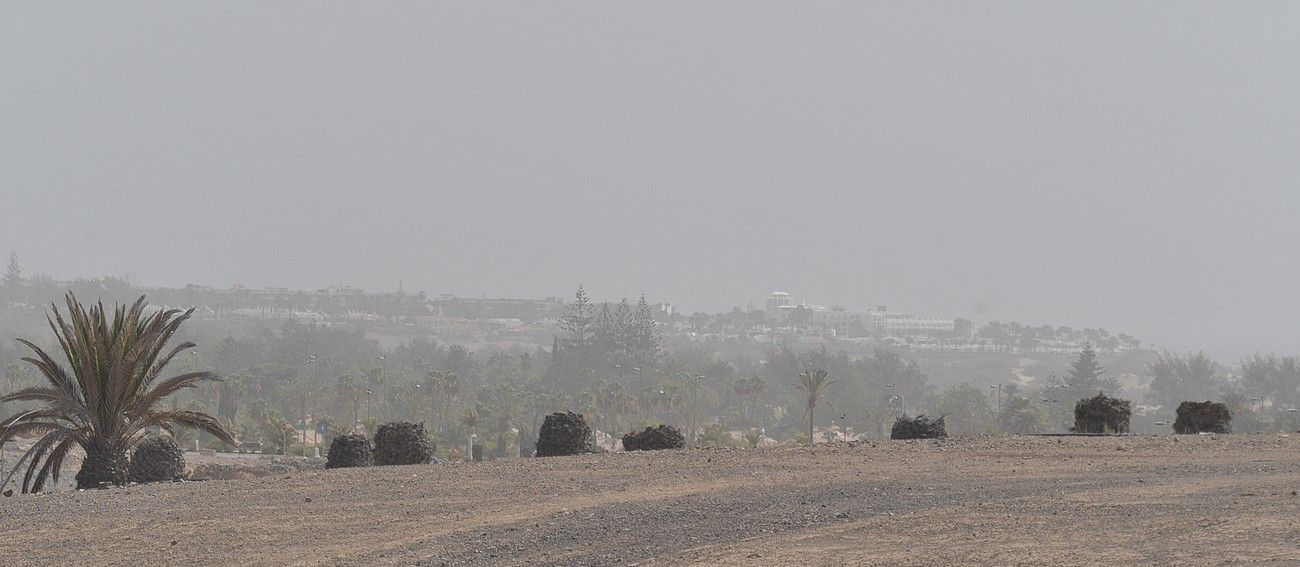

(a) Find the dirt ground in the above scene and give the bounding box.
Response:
[1,435,1297,566]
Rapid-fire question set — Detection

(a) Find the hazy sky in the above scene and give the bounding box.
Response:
[2,3,1299,358]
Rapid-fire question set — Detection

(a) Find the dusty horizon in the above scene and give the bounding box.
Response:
[4,3,1299,360]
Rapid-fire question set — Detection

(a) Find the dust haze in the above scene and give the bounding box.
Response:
[3,4,1300,565]
[3,3,1298,358]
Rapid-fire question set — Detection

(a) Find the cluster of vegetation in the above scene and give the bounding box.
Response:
[325,421,434,468]
[622,424,685,451]
[976,321,1141,352]
[1,278,1298,492]
[0,254,426,320]
[0,295,232,492]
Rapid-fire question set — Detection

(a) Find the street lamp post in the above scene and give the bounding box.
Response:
[688,374,704,447]
[365,389,374,428]
[885,383,906,416]
[413,383,422,423]
[303,354,317,456]
[347,374,360,431]
[374,355,388,422]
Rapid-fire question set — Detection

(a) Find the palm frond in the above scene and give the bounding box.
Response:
[15,341,79,400]
[129,371,221,419]
[0,386,70,405]
[30,437,77,493]
[134,409,235,444]
[20,433,62,493]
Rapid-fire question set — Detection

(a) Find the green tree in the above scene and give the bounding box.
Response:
[0,295,234,492]
[3,252,21,288]
[217,373,254,422]
[1240,354,1300,409]
[1065,345,1119,400]
[429,370,462,435]
[595,380,634,435]
[998,395,1047,434]
[1147,351,1220,409]
[934,384,994,435]
[336,374,363,429]
[559,285,596,383]
[629,294,662,369]
[593,302,626,369]
[787,305,812,328]
[732,375,766,426]
[794,369,835,444]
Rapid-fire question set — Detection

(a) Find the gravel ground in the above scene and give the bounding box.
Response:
[0,435,1297,566]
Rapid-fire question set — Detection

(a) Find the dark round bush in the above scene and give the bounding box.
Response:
[890,415,947,440]
[129,436,186,483]
[1173,401,1231,434]
[622,425,685,451]
[372,422,435,466]
[1072,391,1132,433]
[325,433,373,469]
[535,411,591,457]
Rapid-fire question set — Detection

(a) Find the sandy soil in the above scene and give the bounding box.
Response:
[0,435,1297,566]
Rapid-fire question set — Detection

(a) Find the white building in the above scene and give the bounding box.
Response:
[869,308,957,338]
[765,292,793,323]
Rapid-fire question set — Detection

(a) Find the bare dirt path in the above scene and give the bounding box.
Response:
[1,435,1296,566]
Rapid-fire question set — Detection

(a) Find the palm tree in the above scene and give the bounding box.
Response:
[794,369,835,444]
[0,295,233,492]
[460,407,481,460]
[732,375,766,426]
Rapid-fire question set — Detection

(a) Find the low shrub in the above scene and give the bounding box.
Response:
[622,425,685,451]
[890,415,947,440]
[129,436,186,483]
[535,412,591,457]
[372,422,435,466]
[325,433,373,469]
[1072,391,1131,433]
[1173,401,1231,434]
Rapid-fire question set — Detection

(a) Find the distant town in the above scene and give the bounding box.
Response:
[0,269,1143,356]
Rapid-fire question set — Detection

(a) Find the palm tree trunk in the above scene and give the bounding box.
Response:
[75,439,128,489]
[808,404,815,444]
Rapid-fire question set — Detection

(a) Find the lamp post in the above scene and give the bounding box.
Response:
[345,374,359,431]
[365,389,374,428]
[374,355,388,422]
[303,354,317,456]
[413,383,423,424]
[885,383,905,416]
[688,374,704,447]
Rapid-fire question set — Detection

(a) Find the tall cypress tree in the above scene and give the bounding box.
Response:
[560,285,594,349]
[3,252,21,288]
[1066,344,1118,398]
[559,285,596,384]
[613,296,633,357]
[629,294,662,369]
[593,302,620,364]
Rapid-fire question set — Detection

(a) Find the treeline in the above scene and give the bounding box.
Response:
[977,321,1141,351]
[2,279,1297,460]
